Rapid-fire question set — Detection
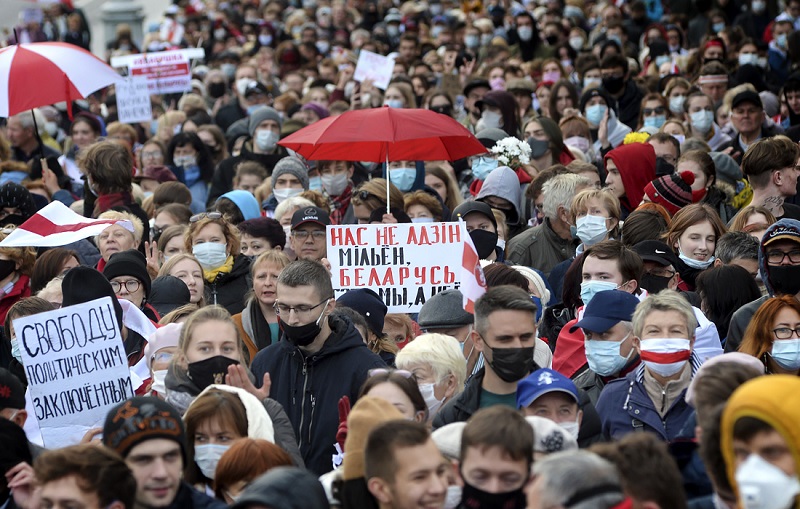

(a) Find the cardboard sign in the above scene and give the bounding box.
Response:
[14,297,134,449]
[111,49,205,95]
[353,49,395,90]
[115,77,152,124]
[328,223,466,313]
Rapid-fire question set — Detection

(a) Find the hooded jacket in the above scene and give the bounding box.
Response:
[231,466,330,509]
[206,254,252,315]
[726,218,800,352]
[604,142,656,216]
[475,166,525,236]
[721,375,800,508]
[250,314,386,475]
[207,144,289,207]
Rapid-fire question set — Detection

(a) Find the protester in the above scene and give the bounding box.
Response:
[213,438,294,504]
[416,289,481,379]
[0,228,34,325]
[288,206,330,262]
[158,253,207,307]
[665,203,728,291]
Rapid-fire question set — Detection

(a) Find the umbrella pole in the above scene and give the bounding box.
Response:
[385,152,390,215]
[30,109,45,161]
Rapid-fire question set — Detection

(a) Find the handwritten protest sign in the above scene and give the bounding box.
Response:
[353,49,395,90]
[14,297,134,449]
[328,222,467,313]
[116,76,152,124]
[111,49,205,94]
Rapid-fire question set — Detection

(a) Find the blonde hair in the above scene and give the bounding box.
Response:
[0,227,36,276]
[94,210,144,246]
[158,253,207,308]
[274,197,315,224]
[159,303,199,325]
[184,216,241,255]
[396,333,467,392]
[570,188,622,238]
[175,305,247,369]
[632,289,697,338]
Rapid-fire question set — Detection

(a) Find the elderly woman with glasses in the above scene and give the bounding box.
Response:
[185,212,251,315]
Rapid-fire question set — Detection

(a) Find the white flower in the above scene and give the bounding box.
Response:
[490,136,531,166]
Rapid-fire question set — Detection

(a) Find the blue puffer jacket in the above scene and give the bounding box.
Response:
[251,314,386,475]
[596,354,702,442]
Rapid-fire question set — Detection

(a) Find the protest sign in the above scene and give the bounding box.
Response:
[111,49,205,95]
[14,297,134,449]
[328,222,467,313]
[353,49,395,90]
[115,76,152,124]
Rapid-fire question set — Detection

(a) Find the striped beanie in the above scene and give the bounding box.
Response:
[644,171,695,216]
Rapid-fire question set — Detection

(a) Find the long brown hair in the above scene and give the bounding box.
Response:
[663,203,727,251]
[740,295,800,361]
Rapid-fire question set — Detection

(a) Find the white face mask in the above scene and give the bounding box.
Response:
[418,382,445,416]
[150,369,168,394]
[192,242,228,270]
[273,187,303,203]
[481,110,502,129]
[444,485,462,509]
[236,78,254,96]
[575,215,608,246]
[736,453,800,509]
[321,173,349,196]
[558,418,580,440]
[255,130,279,152]
[194,444,230,479]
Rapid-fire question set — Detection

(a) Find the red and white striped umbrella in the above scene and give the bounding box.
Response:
[0,42,121,117]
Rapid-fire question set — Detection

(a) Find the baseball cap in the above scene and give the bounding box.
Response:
[291,206,331,230]
[463,78,491,98]
[451,201,497,229]
[632,240,679,268]
[0,368,25,410]
[244,81,270,98]
[763,221,800,247]
[569,290,639,333]
[731,90,763,111]
[516,368,579,409]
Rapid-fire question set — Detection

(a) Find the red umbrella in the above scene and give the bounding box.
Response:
[278,106,486,162]
[0,42,121,117]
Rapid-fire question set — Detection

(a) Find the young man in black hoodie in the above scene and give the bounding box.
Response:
[251,260,386,474]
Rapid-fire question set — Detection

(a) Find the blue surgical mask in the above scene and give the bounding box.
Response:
[777,33,789,48]
[580,280,618,306]
[575,215,608,246]
[411,217,435,223]
[308,175,323,192]
[583,77,601,90]
[247,104,263,115]
[585,104,607,127]
[192,242,228,270]
[10,337,22,364]
[669,95,686,114]
[771,339,800,370]
[690,110,714,134]
[389,167,416,192]
[531,295,543,322]
[644,115,667,129]
[677,241,715,270]
[585,333,633,376]
[655,55,671,67]
[384,99,404,108]
[712,22,725,33]
[739,53,759,67]
[195,444,230,479]
[471,156,498,181]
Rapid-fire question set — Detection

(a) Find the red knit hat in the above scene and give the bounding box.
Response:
[644,171,695,215]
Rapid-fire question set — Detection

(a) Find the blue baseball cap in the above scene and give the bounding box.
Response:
[569,290,639,334]
[516,368,579,409]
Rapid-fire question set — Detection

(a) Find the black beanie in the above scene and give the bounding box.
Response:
[103,396,186,461]
[102,249,152,299]
[62,266,124,331]
[149,275,191,317]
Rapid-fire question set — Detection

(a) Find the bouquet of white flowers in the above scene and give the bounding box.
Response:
[490,136,531,168]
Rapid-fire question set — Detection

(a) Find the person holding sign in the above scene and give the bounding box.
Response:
[251,260,386,475]
[452,201,504,262]
[102,396,227,509]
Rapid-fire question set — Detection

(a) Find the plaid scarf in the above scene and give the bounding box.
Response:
[329,184,353,225]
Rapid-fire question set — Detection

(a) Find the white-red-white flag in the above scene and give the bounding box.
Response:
[0,201,134,247]
[459,222,487,313]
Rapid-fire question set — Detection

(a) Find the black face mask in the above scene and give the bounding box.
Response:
[280,305,328,347]
[602,75,625,94]
[2,214,26,227]
[470,229,499,259]
[430,105,453,116]
[208,82,227,98]
[545,35,559,45]
[485,343,535,383]
[188,355,240,390]
[768,265,800,296]
[0,259,16,281]
[460,479,527,509]
[641,274,671,294]
[527,137,550,159]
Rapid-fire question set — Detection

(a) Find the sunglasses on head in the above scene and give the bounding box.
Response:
[190,212,223,223]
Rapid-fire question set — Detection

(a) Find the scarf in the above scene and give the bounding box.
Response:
[203,255,234,282]
[244,299,274,351]
[329,184,353,225]
[93,191,134,217]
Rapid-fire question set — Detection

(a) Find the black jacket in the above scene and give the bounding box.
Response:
[615,80,644,130]
[206,254,252,315]
[232,466,330,509]
[207,145,289,206]
[251,315,386,475]
[214,101,247,133]
[168,481,227,509]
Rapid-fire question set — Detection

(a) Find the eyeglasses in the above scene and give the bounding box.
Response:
[141,151,162,160]
[152,351,174,364]
[110,280,141,293]
[643,107,666,115]
[190,212,223,223]
[766,249,800,265]
[644,268,676,278]
[368,368,414,379]
[292,230,327,240]
[273,297,331,316]
[773,327,800,340]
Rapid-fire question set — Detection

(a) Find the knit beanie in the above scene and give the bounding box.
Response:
[271,156,309,191]
[148,276,191,318]
[643,171,695,216]
[342,396,404,481]
[62,266,124,332]
[102,249,152,299]
[417,289,474,329]
[248,106,283,136]
[219,190,262,221]
[709,152,743,186]
[300,102,330,120]
[103,396,187,460]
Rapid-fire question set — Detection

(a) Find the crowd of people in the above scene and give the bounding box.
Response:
[3,0,800,507]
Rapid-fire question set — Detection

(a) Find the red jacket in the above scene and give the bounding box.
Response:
[0,275,31,326]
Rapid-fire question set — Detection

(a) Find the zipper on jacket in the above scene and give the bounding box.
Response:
[298,359,310,450]
[308,394,316,444]
[660,388,667,414]
[211,281,218,305]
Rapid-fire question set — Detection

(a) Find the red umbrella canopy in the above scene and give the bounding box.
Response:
[0,42,121,117]
[278,107,487,162]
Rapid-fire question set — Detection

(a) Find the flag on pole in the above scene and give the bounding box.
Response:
[0,201,134,247]
[459,222,487,313]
